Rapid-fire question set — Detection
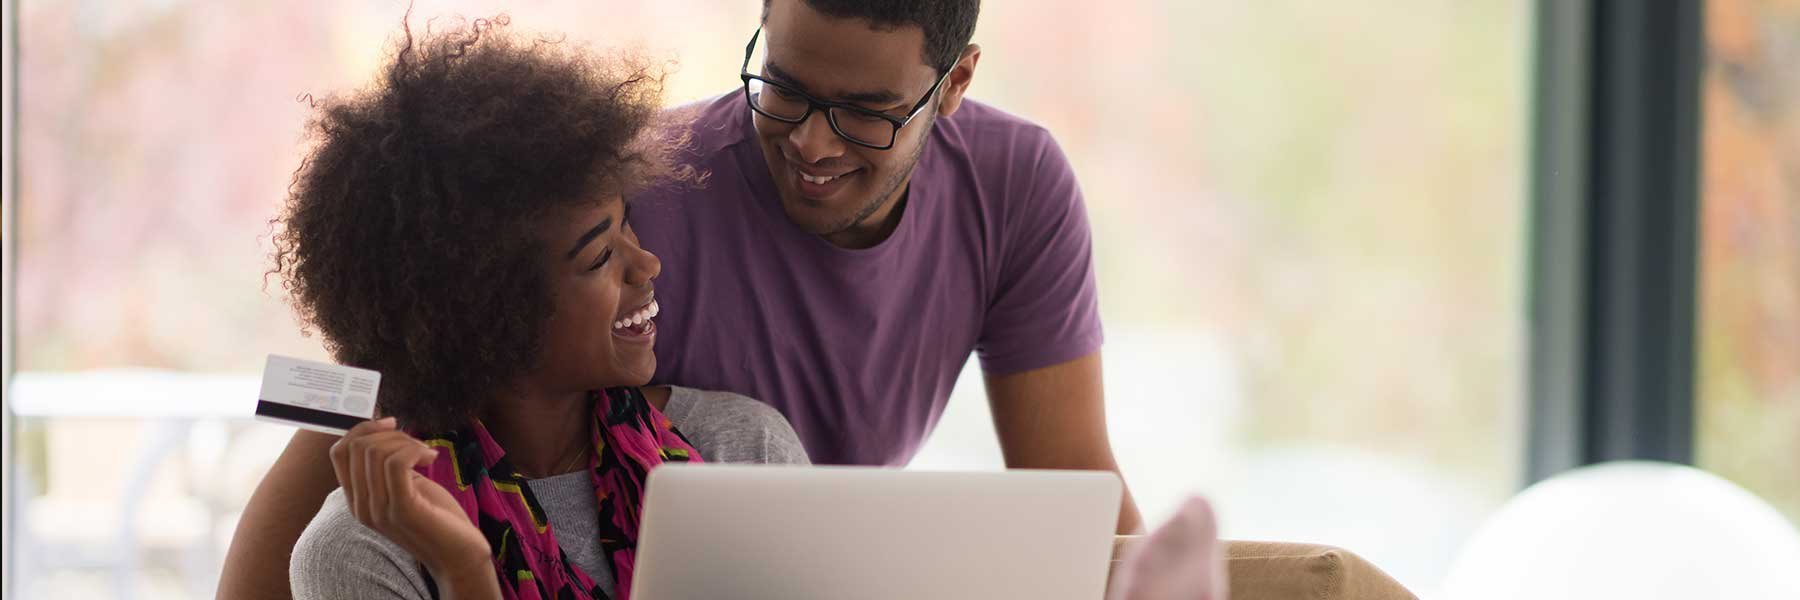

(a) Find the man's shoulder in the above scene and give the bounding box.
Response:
[924,99,1075,209]
[943,98,1051,134]
[665,92,754,160]
[632,93,754,212]
[928,99,1068,185]
[934,98,1059,156]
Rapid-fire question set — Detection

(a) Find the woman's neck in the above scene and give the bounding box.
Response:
[482,387,593,478]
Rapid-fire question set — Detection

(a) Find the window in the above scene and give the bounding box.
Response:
[913,2,1530,595]
[1696,0,1800,525]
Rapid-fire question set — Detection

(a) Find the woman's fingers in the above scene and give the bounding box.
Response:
[333,417,400,525]
[327,421,485,570]
[328,431,354,507]
[377,438,435,517]
[366,435,416,529]
[350,419,396,524]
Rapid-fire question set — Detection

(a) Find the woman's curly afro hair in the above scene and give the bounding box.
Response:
[271,14,688,432]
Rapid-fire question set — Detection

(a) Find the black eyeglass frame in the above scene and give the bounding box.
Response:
[739,26,954,151]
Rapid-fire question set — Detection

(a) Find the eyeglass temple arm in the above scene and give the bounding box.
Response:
[742,27,762,74]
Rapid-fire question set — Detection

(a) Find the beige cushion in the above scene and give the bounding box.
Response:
[1110,537,1418,600]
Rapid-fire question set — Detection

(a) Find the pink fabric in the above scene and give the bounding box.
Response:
[416,387,702,599]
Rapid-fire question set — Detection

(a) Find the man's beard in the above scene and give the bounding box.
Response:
[821,117,932,236]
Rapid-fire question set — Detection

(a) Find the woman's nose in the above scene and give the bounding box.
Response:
[626,243,661,286]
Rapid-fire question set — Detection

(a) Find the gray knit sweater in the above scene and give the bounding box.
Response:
[290,387,811,599]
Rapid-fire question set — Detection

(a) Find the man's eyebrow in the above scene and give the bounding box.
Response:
[566,217,612,259]
[766,61,905,106]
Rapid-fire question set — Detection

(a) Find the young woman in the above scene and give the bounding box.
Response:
[271,17,806,600]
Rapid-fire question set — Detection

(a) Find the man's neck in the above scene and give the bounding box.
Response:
[822,185,911,249]
[482,387,591,477]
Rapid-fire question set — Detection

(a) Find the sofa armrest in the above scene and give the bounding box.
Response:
[1110,537,1418,600]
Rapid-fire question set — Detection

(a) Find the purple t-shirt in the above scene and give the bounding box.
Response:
[634,93,1102,466]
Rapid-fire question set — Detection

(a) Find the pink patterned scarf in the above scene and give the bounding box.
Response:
[415,386,701,599]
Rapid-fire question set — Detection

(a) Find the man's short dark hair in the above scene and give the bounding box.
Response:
[764,0,980,73]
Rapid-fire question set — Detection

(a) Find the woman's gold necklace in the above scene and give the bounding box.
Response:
[519,441,589,479]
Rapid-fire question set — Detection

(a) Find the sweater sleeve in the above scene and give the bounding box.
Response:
[289,489,437,600]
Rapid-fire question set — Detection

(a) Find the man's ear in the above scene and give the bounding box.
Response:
[937,44,982,118]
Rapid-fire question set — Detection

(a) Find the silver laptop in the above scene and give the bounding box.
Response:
[631,464,1122,600]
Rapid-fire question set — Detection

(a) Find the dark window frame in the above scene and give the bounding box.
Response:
[1527,0,1703,484]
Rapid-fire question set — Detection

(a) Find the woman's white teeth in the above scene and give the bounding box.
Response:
[613,299,660,331]
[801,172,839,184]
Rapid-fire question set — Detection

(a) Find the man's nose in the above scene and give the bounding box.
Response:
[787,110,846,164]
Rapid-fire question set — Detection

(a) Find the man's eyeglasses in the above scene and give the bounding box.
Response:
[739,26,952,151]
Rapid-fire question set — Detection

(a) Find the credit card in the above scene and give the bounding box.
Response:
[255,354,380,435]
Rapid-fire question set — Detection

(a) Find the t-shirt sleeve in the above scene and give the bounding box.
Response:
[975,128,1104,375]
[290,490,436,600]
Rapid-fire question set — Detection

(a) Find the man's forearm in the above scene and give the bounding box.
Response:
[217,429,342,600]
[985,352,1146,534]
[1114,476,1146,534]
[1005,450,1145,534]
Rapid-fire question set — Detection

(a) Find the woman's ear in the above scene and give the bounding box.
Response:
[937,44,982,118]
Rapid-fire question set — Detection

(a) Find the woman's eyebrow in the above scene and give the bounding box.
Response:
[566,217,612,259]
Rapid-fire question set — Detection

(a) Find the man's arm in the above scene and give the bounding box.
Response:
[217,429,342,599]
[985,351,1145,534]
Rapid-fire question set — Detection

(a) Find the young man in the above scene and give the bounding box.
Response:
[636,0,1139,492]
[221,1,1162,596]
